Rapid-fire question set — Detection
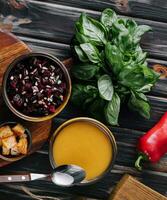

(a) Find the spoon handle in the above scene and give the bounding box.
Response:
[0,173,30,182]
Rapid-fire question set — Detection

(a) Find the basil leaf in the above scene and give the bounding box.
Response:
[72,63,99,80]
[128,92,150,119]
[141,65,160,83]
[77,13,107,46]
[112,19,137,51]
[134,46,147,64]
[83,85,99,108]
[105,42,123,74]
[74,46,89,62]
[112,18,128,38]
[80,43,102,63]
[75,21,89,43]
[118,64,159,90]
[115,84,130,95]
[71,84,87,107]
[133,25,152,44]
[136,84,153,93]
[100,8,117,29]
[75,23,92,44]
[126,19,138,34]
[105,93,120,125]
[98,74,114,101]
[118,32,133,51]
[71,84,98,107]
[135,92,148,101]
[89,98,106,121]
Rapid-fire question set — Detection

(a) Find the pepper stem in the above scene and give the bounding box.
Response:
[135,154,146,171]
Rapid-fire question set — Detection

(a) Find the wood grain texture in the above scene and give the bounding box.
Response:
[2,0,167,24]
[38,0,167,23]
[0,31,52,167]
[1,1,167,60]
[0,119,166,200]
[0,34,166,199]
[110,175,167,200]
[0,1,167,200]
[0,30,30,85]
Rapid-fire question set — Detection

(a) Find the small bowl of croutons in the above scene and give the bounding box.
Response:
[0,122,32,162]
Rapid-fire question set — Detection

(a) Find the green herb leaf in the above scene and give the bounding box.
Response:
[133,25,152,45]
[111,18,128,44]
[76,13,107,46]
[126,19,138,34]
[136,84,153,93]
[118,64,159,91]
[75,23,90,44]
[72,63,99,80]
[128,91,150,119]
[105,42,123,74]
[112,19,135,51]
[105,93,120,125]
[100,8,117,29]
[71,84,98,107]
[74,46,89,62]
[80,43,102,63]
[98,74,114,101]
[89,98,106,120]
[134,46,147,64]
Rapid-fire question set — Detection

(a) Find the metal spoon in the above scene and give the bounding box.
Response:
[0,165,86,187]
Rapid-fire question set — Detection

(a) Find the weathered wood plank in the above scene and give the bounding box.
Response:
[1,1,167,60]
[0,2,167,200]
[18,36,71,60]
[35,0,167,23]
[0,121,166,200]
[56,94,167,132]
[118,95,167,131]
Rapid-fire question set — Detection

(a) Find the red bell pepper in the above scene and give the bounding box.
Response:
[135,111,167,170]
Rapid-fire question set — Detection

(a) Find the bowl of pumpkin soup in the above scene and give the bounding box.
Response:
[49,117,117,185]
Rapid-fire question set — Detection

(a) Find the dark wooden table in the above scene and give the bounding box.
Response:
[0,0,167,199]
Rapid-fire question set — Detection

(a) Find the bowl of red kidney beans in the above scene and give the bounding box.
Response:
[2,53,71,122]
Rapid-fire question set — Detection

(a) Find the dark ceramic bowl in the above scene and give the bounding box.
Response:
[0,122,32,162]
[2,53,71,122]
[49,117,117,186]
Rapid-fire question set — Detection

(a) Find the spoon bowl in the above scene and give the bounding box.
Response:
[51,165,86,186]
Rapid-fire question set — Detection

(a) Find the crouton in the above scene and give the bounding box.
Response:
[12,124,25,137]
[11,144,20,156]
[2,135,17,150]
[17,138,28,155]
[0,126,14,138]
[2,146,10,155]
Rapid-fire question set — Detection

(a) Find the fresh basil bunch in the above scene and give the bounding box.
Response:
[71,8,159,125]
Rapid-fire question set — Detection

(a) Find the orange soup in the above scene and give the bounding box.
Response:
[52,121,113,180]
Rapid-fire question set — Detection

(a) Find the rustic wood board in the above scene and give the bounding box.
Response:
[0,30,52,167]
[0,1,167,200]
[110,175,167,200]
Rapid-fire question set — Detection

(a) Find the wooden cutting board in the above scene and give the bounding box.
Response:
[0,30,73,167]
[109,175,167,200]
